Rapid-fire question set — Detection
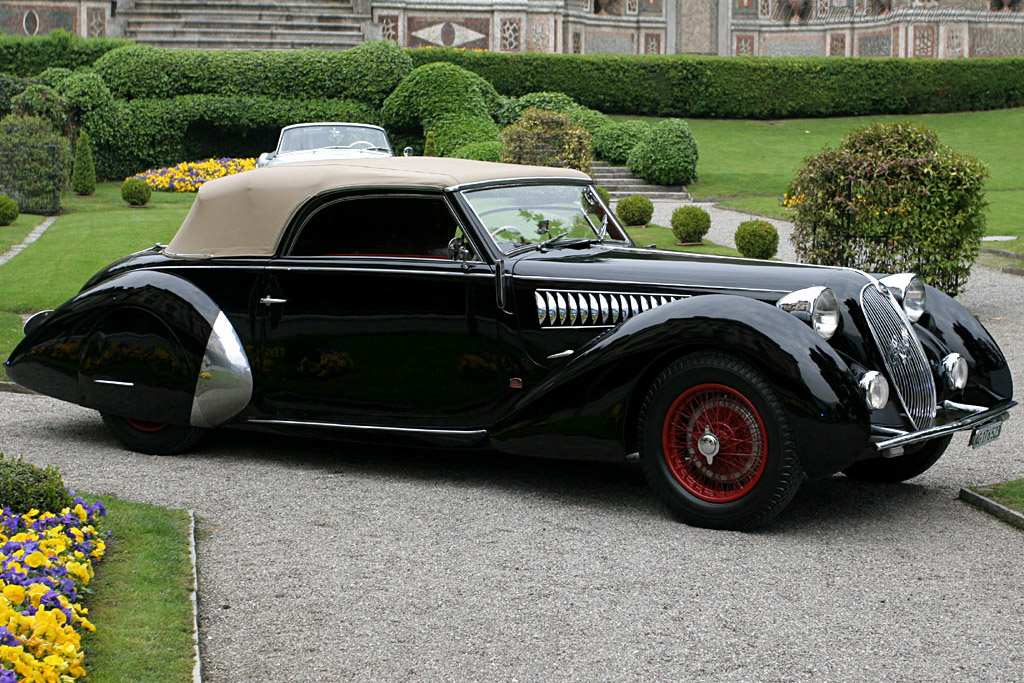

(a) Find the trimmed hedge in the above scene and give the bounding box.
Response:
[0,114,70,214]
[84,94,377,179]
[453,140,502,162]
[0,30,130,77]
[592,119,649,165]
[409,48,1024,118]
[0,454,73,514]
[381,61,501,132]
[94,40,412,107]
[428,114,499,157]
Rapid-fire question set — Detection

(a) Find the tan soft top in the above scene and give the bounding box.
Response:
[166,157,591,257]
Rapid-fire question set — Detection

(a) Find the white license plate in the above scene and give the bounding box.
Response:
[969,420,1003,449]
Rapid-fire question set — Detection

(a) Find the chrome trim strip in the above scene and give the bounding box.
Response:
[263,266,494,278]
[450,177,591,192]
[514,274,789,294]
[94,379,134,387]
[547,349,575,359]
[942,400,987,414]
[246,418,488,439]
[536,288,687,329]
[872,401,1015,451]
[190,312,254,428]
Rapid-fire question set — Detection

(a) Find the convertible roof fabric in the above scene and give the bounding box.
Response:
[166,157,591,257]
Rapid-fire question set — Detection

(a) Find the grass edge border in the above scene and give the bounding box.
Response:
[188,510,203,683]
[958,487,1024,531]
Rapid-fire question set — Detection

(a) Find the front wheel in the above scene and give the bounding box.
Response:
[842,435,952,483]
[101,413,207,455]
[638,352,804,530]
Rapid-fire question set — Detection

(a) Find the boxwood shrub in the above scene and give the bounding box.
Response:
[94,40,412,107]
[787,121,987,295]
[671,205,711,244]
[0,194,18,225]
[380,61,500,132]
[409,48,1024,118]
[121,177,151,206]
[0,454,73,514]
[84,94,377,179]
[735,219,778,259]
[616,194,654,227]
[627,119,698,186]
[592,119,649,165]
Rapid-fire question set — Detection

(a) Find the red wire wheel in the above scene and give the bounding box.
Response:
[123,418,168,433]
[661,383,768,503]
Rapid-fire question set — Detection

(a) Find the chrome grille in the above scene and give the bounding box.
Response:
[536,289,686,328]
[860,284,936,429]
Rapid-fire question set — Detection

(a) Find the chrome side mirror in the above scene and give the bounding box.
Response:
[447,236,470,266]
[403,146,413,157]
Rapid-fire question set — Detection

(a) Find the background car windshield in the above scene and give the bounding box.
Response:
[463,184,626,253]
[279,126,390,153]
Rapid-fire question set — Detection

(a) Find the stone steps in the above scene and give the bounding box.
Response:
[121,0,366,50]
[591,161,690,201]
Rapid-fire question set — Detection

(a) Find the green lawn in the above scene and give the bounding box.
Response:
[629,224,741,256]
[968,479,1024,517]
[623,109,1024,253]
[0,212,46,255]
[84,496,196,682]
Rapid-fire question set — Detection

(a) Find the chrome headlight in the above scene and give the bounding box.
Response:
[880,273,926,323]
[859,370,889,410]
[941,353,968,390]
[776,286,840,340]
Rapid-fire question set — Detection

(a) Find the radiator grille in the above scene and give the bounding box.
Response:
[861,284,936,429]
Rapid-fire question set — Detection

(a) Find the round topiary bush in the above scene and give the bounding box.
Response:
[735,219,779,259]
[452,140,502,162]
[671,205,711,244]
[592,120,649,165]
[121,177,152,206]
[616,194,654,227]
[787,121,988,295]
[380,62,497,132]
[0,453,73,513]
[627,119,698,186]
[0,194,18,225]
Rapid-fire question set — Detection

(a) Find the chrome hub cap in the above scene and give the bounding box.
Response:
[697,427,721,465]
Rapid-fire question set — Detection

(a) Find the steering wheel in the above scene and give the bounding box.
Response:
[348,140,376,149]
[491,225,529,243]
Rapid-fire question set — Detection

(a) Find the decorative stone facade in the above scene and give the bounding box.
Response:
[1,0,1021,58]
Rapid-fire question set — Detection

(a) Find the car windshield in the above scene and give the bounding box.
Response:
[278,125,391,153]
[461,184,629,254]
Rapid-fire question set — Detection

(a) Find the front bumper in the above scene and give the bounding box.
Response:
[872,399,1016,452]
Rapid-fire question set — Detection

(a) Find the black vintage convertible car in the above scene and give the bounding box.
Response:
[6,158,1015,528]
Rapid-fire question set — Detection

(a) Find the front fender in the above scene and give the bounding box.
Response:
[491,294,871,477]
[6,270,252,427]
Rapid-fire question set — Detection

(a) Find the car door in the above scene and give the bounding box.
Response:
[256,191,506,428]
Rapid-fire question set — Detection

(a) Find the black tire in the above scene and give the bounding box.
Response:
[101,413,207,455]
[638,352,804,530]
[842,435,952,483]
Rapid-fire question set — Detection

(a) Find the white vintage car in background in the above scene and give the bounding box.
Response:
[257,122,395,167]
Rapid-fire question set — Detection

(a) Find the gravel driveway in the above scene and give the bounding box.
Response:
[1,207,1022,682]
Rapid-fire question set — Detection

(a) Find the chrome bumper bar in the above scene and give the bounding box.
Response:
[872,400,1016,451]
[872,397,1015,450]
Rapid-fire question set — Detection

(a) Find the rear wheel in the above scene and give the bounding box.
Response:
[101,413,207,455]
[842,435,952,483]
[639,352,803,529]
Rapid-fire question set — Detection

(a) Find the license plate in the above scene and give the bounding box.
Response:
[969,420,1003,449]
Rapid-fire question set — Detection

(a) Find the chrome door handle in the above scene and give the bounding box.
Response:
[260,296,287,306]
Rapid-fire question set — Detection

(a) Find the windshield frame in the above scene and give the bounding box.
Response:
[458,180,633,257]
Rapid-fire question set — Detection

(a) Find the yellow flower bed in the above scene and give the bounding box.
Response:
[129,157,257,193]
[0,499,106,683]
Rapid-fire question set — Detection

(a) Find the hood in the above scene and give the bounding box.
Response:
[509,245,869,303]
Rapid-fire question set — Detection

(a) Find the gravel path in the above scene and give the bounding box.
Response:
[1,208,1022,682]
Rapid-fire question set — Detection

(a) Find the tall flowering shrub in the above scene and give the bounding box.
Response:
[0,498,106,682]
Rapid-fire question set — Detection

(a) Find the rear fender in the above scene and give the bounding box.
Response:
[492,294,871,476]
[6,270,252,427]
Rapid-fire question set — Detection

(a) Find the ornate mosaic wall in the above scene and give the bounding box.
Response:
[0,1,112,37]
[971,25,1024,54]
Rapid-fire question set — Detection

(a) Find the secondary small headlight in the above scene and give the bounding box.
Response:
[776,286,840,340]
[859,370,889,410]
[941,353,968,390]
[880,273,926,323]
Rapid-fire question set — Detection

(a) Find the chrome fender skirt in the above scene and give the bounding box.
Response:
[190,312,253,428]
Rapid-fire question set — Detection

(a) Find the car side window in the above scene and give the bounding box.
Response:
[290,195,473,259]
